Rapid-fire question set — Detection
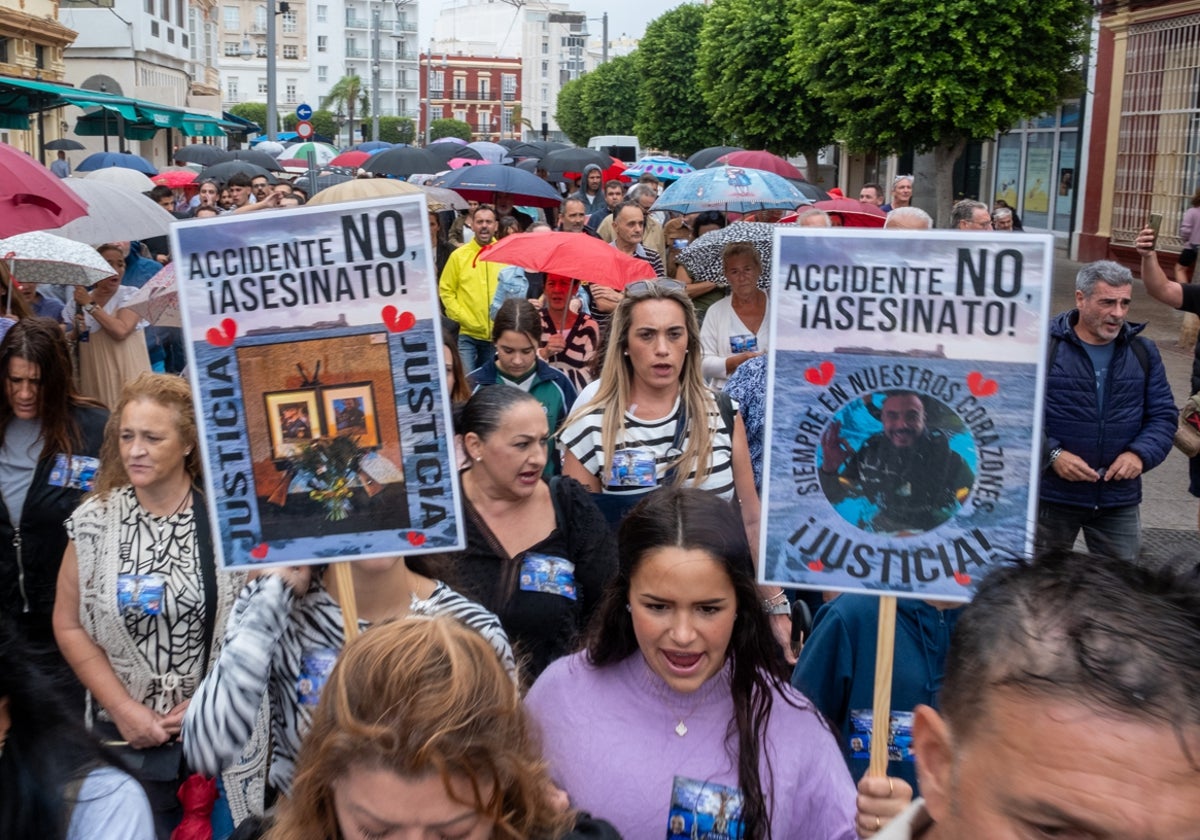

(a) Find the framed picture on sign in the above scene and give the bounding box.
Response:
[265,389,321,458]
[323,383,380,447]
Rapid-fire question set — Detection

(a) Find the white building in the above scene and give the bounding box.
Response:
[431,0,595,141]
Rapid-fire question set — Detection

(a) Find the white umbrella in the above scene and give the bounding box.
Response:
[81,167,156,192]
[256,140,286,157]
[0,231,117,286]
[124,262,179,327]
[50,178,177,245]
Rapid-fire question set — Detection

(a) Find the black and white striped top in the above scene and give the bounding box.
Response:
[560,396,737,499]
[181,574,515,796]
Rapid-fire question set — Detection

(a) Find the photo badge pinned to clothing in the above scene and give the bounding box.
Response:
[49,453,100,491]
[668,776,745,839]
[116,574,165,617]
[519,553,577,600]
[848,709,915,763]
[297,647,339,706]
[608,448,658,488]
[730,334,758,354]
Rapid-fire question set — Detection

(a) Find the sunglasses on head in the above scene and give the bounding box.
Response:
[625,279,686,296]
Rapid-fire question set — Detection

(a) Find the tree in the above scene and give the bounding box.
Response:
[635,5,723,157]
[576,54,639,141]
[309,109,336,142]
[229,102,271,132]
[378,116,416,145]
[797,0,1091,225]
[554,79,589,146]
[321,74,368,148]
[510,102,535,141]
[429,118,472,141]
[696,0,836,178]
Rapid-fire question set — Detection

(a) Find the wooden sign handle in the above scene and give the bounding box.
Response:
[333,561,361,642]
[868,595,897,777]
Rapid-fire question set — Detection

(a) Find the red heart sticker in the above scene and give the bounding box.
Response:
[953,571,971,586]
[250,543,269,560]
[206,318,237,347]
[406,530,426,547]
[804,361,835,386]
[382,305,416,333]
[807,559,825,572]
[967,371,998,397]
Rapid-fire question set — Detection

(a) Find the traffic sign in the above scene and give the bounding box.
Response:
[295,120,314,139]
[296,103,313,121]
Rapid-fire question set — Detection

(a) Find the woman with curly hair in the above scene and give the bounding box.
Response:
[268,616,617,840]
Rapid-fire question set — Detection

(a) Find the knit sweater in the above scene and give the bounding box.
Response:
[526,651,858,840]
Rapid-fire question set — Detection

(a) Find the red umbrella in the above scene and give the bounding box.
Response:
[152,169,198,189]
[565,156,630,183]
[329,150,371,168]
[476,231,658,290]
[716,150,804,180]
[811,198,887,227]
[0,143,90,237]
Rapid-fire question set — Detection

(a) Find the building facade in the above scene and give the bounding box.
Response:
[418,51,521,141]
[0,0,77,155]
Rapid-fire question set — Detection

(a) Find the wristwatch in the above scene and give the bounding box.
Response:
[83,303,97,315]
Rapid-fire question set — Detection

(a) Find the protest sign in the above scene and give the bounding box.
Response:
[170,194,462,569]
[761,229,1052,601]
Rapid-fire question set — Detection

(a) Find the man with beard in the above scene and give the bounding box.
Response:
[820,391,974,533]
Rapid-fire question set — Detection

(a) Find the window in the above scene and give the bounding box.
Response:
[223,5,239,30]
[432,105,444,120]
[431,70,444,95]
[145,0,152,12]
[318,65,328,82]
[224,41,241,56]
[316,4,327,23]
[254,6,267,31]
[166,27,175,43]
[477,115,490,134]
[256,43,268,58]
[502,107,512,134]
[35,45,45,69]
[189,8,198,59]
[283,44,298,59]
[454,109,467,123]
[258,77,268,96]
[541,85,548,100]
[160,0,168,22]
[281,11,297,33]
[317,35,327,52]
[502,73,516,100]
[150,20,159,36]
[542,38,549,54]
[285,81,297,103]
[478,76,490,99]
[227,77,239,100]
[452,76,465,99]
[541,60,548,78]
[0,39,7,64]
[176,0,183,24]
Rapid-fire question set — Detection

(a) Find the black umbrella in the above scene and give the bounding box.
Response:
[788,178,831,202]
[687,146,744,170]
[361,146,445,178]
[174,145,234,166]
[44,138,86,151]
[430,164,563,208]
[507,142,553,160]
[294,171,357,196]
[539,147,612,175]
[231,149,285,172]
[200,160,275,185]
[497,139,521,149]
[515,158,540,173]
[426,143,481,166]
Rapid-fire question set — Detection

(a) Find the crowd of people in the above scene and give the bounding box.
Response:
[3,153,1198,840]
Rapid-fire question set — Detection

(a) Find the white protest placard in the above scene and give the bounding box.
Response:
[170,194,463,569]
[761,229,1052,600]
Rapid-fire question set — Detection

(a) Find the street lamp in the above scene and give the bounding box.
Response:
[334,110,346,148]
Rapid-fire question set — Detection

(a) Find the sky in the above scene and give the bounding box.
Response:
[419,0,685,48]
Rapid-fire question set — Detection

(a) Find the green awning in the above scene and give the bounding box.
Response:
[0,76,141,129]
[74,109,158,141]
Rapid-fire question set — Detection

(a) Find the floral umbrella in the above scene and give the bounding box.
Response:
[652,166,812,214]
[124,262,180,327]
[676,222,788,290]
[0,230,120,286]
[623,156,694,182]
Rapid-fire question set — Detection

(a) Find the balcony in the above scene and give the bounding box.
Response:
[445,92,499,102]
[345,16,369,28]
[392,19,416,34]
[346,47,367,57]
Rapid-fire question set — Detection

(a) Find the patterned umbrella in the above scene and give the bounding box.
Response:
[124,262,180,326]
[623,156,694,182]
[0,230,121,286]
[652,167,812,214]
[75,151,158,175]
[283,142,339,166]
[50,178,177,245]
[676,222,789,290]
[0,143,90,237]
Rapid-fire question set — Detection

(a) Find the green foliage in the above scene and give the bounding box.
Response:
[310,109,336,141]
[634,4,723,156]
[554,78,589,146]
[282,113,298,131]
[321,75,369,146]
[378,116,416,145]
[229,102,271,130]
[795,0,1092,155]
[696,0,835,159]
[576,54,639,141]
[429,118,472,141]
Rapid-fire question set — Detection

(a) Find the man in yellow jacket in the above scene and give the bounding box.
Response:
[439,204,505,371]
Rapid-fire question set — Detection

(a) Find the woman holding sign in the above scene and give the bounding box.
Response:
[699,242,769,389]
[53,374,246,838]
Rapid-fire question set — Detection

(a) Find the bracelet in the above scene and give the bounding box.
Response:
[762,590,788,613]
[1048,447,1063,464]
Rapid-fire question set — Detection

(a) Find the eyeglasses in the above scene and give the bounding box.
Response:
[626,279,686,296]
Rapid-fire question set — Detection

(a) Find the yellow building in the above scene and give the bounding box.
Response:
[0,0,77,156]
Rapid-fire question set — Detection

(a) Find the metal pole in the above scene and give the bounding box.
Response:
[372,7,381,140]
[266,1,278,140]
[602,12,608,64]
[424,39,432,146]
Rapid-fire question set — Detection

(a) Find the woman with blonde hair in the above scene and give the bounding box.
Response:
[268,617,616,840]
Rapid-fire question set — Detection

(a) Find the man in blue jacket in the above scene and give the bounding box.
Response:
[1038,260,1177,561]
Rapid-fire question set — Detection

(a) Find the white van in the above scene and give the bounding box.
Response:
[588,135,641,164]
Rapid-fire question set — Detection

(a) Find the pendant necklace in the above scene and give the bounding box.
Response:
[146,486,193,562]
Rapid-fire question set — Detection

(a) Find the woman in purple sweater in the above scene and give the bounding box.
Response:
[528,488,869,839]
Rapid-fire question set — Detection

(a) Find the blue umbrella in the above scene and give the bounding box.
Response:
[75,151,158,175]
[430,164,562,208]
[355,140,394,152]
[651,166,812,214]
[623,155,693,182]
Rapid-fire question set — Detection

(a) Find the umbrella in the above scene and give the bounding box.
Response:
[716,150,803,180]
[541,147,615,175]
[254,140,286,157]
[429,136,468,146]
[426,143,480,166]
[563,157,629,184]
[44,138,86,151]
[81,166,156,192]
[677,222,786,290]
[477,231,657,289]
[329,150,371,169]
[431,164,562,209]
[362,146,445,178]
[292,171,356,196]
[447,157,481,169]
[199,161,273,185]
[0,231,121,286]
[789,179,831,202]
[354,140,393,152]
[420,185,469,210]
[515,158,540,173]
[624,156,694,182]
[124,262,180,327]
[0,143,90,237]
[808,198,887,227]
[283,142,339,166]
[465,141,511,164]
[174,145,233,167]
[652,166,812,214]
[50,178,177,244]
[305,177,423,207]
[687,146,744,169]
[75,151,157,175]
[152,169,198,189]
[507,142,552,159]
[231,149,285,171]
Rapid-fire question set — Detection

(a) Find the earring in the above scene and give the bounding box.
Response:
[475,456,482,462]
[625,603,632,612]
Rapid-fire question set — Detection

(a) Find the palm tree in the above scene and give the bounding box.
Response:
[322,74,369,147]
[510,102,534,141]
